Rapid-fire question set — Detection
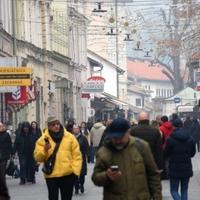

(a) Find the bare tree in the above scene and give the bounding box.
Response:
[153,0,200,92]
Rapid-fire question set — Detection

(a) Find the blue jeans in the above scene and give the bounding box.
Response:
[170,178,190,200]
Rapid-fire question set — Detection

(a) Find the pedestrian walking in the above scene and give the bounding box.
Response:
[130,111,163,170]
[159,115,174,180]
[80,121,91,163]
[165,119,196,200]
[31,121,42,172]
[92,118,162,200]
[189,118,200,152]
[34,116,82,200]
[90,119,105,162]
[73,124,89,194]
[31,121,42,139]
[0,122,12,200]
[14,121,38,184]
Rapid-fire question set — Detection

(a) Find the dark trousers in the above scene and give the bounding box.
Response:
[170,178,190,200]
[19,157,35,182]
[46,174,75,200]
[74,174,85,191]
[0,161,10,200]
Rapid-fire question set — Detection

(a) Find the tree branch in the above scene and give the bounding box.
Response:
[160,8,172,32]
[162,69,175,87]
[155,58,174,75]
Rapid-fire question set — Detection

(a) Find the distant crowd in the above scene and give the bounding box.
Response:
[0,112,199,200]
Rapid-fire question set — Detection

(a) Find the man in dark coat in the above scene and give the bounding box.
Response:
[0,122,12,200]
[72,124,89,194]
[165,119,195,200]
[14,121,38,184]
[130,111,163,170]
[92,118,162,200]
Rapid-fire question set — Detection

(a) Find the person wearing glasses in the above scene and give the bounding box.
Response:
[34,116,82,200]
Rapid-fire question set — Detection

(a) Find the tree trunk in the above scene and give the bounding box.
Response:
[172,55,184,93]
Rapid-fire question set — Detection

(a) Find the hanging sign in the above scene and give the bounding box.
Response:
[5,86,28,105]
[82,76,106,93]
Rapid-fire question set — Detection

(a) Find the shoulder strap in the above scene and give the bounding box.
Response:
[134,137,144,157]
[51,140,62,159]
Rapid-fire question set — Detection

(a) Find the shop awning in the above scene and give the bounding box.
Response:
[94,93,128,110]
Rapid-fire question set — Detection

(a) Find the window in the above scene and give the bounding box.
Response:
[136,98,142,107]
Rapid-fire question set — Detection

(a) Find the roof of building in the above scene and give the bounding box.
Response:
[127,60,170,81]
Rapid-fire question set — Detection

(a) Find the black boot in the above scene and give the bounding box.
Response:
[80,185,84,193]
[19,178,25,185]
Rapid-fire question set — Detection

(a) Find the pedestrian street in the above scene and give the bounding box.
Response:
[7,152,200,200]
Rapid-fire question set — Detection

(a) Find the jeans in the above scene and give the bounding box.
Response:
[46,174,75,200]
[170,178,190,200]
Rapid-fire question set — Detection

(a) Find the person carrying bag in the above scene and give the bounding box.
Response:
[34,116,82,200]
[42,138,61,175]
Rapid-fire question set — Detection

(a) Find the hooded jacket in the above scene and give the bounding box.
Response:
[14,121,37,158]
[165,128,196,178]
[34,127,82,178]
[90,122,106,147]
[92,136,162,200]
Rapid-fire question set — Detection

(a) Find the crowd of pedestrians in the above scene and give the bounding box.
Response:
[0,112,200,200]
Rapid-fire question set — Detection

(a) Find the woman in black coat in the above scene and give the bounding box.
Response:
[72,124,89,194]
[14,121,38,184]
[165,119,196,200]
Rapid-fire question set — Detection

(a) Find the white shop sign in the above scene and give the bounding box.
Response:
[0,86,18,93]
[82,76,105,93]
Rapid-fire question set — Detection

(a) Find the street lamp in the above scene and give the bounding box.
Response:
[92,2,107,13]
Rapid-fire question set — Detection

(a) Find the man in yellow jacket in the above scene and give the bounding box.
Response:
[34,116,82,200]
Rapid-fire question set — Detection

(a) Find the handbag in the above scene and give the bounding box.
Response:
[42,141,61,175]
[6,158,15,176]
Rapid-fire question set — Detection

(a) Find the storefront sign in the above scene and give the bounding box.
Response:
[81,93,90,99]
[5,86,28,105]
[0,67,32,86]
[82,76,106,93]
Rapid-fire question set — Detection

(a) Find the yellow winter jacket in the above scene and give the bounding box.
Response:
[34,128,82,178]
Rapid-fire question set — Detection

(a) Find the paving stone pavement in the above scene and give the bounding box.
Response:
[7,152,200,200]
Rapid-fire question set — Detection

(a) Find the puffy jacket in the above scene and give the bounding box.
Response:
[34,128,82,178]
[90,122,106,147]
[92,137,162,200]
[165,128,196,178]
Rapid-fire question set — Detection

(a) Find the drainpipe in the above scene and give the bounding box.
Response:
[11,0,17,56]
[40,0,49,125]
